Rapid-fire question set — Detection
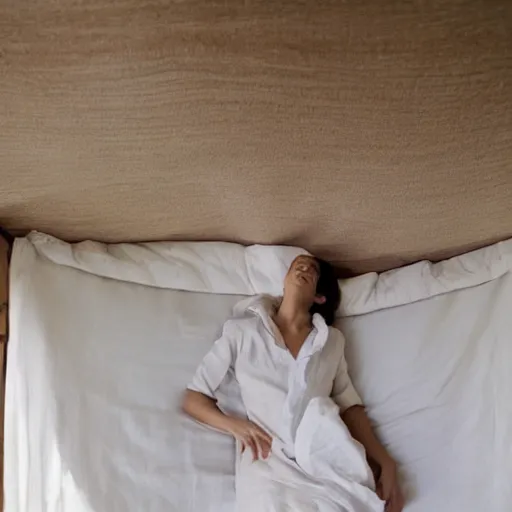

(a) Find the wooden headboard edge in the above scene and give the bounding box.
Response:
[0,227,12,510]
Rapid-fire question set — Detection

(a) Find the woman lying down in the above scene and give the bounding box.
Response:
[182,255,404,512]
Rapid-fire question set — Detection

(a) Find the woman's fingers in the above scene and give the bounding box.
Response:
[245,436,259,461]
[250,433,268,461]
[243,434,270,461]
[389,484,404,512]
[382,482,404,512]
[260,442,270,459]
[253,431,271,459]
[235,420,273,461]
[253,428,271,443]
[254,426,272,446]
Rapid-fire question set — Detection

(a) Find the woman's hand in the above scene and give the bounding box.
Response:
[182,391,272,461]
[376,458,404,512]
[341,406,404,511]
[226,417,272,461]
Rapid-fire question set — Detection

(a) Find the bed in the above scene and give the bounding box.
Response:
[3,232,512,511]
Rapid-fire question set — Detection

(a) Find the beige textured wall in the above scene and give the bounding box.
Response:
[1,0,511,272]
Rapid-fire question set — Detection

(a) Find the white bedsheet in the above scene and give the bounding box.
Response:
[5,232,512,512]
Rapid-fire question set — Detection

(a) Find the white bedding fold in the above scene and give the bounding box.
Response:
[26,232,512,316]
[26,231,308,297]
[341,238,512,315]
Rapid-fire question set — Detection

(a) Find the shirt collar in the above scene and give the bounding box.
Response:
[311,312,329,352]
[239,294,330,353]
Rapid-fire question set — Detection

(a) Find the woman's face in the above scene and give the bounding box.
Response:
[283,255,321,303]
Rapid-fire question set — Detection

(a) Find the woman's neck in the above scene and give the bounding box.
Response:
[274,294,312,332]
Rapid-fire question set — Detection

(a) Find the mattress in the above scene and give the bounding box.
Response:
[5,232,512,512]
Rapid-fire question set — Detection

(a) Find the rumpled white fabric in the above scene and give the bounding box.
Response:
[25,231,309,297]
[5,232,512,512]
[236,397,382,512]
[295,398,374,488]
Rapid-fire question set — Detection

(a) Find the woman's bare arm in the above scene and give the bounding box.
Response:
[182,389,234,432]
[182,389,272,460]
[342,405,392,468]
[342,405,404,512]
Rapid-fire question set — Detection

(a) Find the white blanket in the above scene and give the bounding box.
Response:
[5,232,512,512]
[236,397,382,512]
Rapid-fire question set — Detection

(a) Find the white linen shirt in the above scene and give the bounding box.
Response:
[188,295,362,452]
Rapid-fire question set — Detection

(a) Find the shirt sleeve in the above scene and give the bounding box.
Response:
[187,320,239,399]
[330,330,363,413]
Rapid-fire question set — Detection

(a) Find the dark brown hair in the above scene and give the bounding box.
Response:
[309,257,341,326]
